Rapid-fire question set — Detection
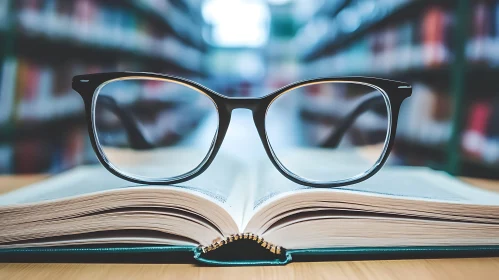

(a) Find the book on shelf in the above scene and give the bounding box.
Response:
[12,58,83,123]
[484,97,499,163]
[0,59,17,125]
[463,100,492,159]
[1,149,499,265]
[397,83,452,146]
[421,5,453,67]
[0,144,13,173]
[468,0,499,65]
[463,96,499,166]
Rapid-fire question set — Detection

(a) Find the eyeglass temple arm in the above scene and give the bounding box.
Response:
[320,92,386,148]
[97,96,154,150]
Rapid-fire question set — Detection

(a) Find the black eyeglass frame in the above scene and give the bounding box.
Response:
[72,72,412,188]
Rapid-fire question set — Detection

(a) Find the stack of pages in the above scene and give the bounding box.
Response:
[1,151,499,265]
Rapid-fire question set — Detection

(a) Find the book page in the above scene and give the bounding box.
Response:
[0,149,242,208]
[0,149,249,247]
[252,149,499,211]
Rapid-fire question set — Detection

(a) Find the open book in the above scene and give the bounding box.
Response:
[2,149,499,264]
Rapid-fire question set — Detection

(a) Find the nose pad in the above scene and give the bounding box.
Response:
[218,109,267,163]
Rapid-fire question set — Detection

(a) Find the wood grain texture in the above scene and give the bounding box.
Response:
[0,175,499,279]
[460,177,499,193]
[0,175,49,195]
[1,258,499,280]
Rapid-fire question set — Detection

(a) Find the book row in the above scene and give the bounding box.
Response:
[0,126,96,174]
[0,57,212,173]
[462,96,499,165]
[14,0,202,71]
[303,1,499,77]
[297,0,413,61]
[0,58,206,127]
[0,58,114,125]
[396,83,453,147]
[468,0,499,64]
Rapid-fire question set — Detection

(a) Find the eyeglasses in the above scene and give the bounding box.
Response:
[72,72,412,188]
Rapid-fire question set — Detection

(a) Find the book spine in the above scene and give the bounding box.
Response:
[0,59,18,124]
[200,233,283,255]
[483,96,499,163]
[462,100,492,158]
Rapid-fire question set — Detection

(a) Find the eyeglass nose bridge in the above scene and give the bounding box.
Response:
[222,97,266,112]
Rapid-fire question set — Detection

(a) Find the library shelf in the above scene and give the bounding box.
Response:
[13,30,202,76]
[4,0,207,75]
[296,0,498,178]
[0,96,205,143]
[0,0,209,173]
[301,0,449,62]
[124,0,205,51]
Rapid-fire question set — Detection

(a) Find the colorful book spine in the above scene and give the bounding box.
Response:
[462,100,493,159]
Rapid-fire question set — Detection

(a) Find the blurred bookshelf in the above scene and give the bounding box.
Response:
[294,0,499,179]
[124,0,205,50]
[3,0,499,181]
[0,0,207,174]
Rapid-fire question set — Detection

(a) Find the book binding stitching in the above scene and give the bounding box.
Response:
[199,233,283,255]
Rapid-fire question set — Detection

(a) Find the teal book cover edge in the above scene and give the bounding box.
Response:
[2,245,499,266]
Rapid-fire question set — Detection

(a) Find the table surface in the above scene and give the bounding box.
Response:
[1,175,499,280]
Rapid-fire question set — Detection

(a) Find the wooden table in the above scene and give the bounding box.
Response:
[1,175,499,280]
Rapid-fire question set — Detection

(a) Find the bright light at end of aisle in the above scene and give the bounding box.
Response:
[202,0,270,47]
[267,0,292,5]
